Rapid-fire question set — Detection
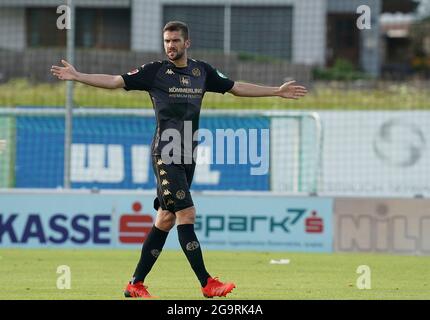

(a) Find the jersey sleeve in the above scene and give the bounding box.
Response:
[121,61,162,91]
[202,62,235,94]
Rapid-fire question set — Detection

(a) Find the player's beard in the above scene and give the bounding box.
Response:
[166,48,185,61]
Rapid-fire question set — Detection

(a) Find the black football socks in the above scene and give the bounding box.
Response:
[132,225,168,284]
[177,223,210,287]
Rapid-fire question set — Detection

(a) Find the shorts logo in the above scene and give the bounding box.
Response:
[151,249,161,258]
[163,189,172,196]
[161,179,169,186]
[180,76,191,87]
[157,159,163,165]
[192,68,201,77]
[186,241,200,251]
[159,169,167,176]
[176,190,186,200]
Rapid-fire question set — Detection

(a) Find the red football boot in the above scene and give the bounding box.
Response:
[201,277,236,298]
[124,281,153,298]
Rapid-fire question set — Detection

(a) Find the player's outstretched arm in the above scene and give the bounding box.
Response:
[229,80,307,100]
[50,59,124,89]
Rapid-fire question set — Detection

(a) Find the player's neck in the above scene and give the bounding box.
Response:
[170,55,188,68]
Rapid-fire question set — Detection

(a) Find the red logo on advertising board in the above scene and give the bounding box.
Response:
[119,202,153,243]
[305,211,324,233]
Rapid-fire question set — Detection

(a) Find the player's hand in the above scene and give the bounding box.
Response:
[276,81,308,99]
[50,59,79,81]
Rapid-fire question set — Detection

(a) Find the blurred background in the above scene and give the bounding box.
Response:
[0,0,429,197]
[1,2,430,299]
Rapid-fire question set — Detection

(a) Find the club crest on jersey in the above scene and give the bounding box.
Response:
[180,75,191,87]
[192,68,201,77]
[127,69,139,75]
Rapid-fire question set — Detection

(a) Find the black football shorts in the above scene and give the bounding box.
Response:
[152,155,195,213]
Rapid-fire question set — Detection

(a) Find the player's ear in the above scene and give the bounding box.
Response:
[185,39,191,49]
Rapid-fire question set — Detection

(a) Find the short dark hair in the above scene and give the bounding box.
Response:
[163,21,189,40]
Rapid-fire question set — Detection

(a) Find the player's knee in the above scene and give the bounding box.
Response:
[155,210,176,231]
[175,206,196,224]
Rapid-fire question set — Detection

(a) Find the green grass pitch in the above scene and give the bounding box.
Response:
[0,249,429,300]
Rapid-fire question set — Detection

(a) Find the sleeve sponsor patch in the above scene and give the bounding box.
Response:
[216,70,228,79]
[127,69,139,75]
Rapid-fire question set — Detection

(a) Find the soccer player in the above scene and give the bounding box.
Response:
[51,21,307,298]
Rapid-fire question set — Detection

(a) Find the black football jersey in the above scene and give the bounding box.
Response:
[121,59,234,159]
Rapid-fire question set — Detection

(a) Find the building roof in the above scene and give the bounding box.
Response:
[382,0,420,13]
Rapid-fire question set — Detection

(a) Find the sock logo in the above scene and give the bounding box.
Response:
[186,241,200,251]
[150,249,161,258]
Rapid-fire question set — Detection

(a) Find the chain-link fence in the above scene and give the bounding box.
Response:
[0,0,429,196]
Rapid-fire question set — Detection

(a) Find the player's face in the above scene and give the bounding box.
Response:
[163,31,190,61]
